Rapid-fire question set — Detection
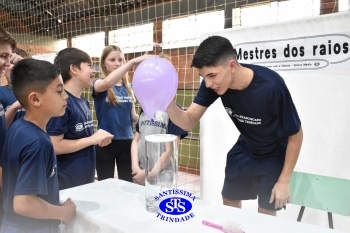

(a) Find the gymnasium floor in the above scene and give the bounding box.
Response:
[177,171,201,198]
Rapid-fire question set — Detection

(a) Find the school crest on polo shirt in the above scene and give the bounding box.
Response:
[75,123,84,132]
[225,107,233,117]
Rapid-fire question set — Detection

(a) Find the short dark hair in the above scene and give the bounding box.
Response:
[54,47,91,83]
[0,26,17,50]
[13,47,31,58]
[11,59,61,108]
[191,35,237,69]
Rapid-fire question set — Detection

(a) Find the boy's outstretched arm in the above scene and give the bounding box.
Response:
[50,129,113,155]
[14,195,76,224]
[166,100,207,131]
[93,53,157,93]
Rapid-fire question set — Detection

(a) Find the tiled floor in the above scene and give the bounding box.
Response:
[96,168,201,198]
[177,171,201,198]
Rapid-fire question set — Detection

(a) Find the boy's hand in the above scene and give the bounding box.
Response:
[132,168,145,185]
[269,180,290,209]
[10,53,22,65]
[90,129,113,146]
[99,137,113,147]
[61,198,76,225]
[148,170,157,184]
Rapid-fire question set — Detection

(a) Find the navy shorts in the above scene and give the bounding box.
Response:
[222,143,285,211]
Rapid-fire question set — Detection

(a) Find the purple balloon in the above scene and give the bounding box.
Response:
[133,57,178,120]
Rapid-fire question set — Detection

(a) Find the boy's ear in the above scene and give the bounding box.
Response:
[69,64,79,76]
[229,60,237,72]
[28,92,41,107]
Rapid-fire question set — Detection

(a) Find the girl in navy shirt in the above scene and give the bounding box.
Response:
[93,45,155,181]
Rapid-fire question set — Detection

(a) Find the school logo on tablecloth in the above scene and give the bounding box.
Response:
[154,189,196,223]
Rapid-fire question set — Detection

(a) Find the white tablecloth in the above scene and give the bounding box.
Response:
[59,179,345,233]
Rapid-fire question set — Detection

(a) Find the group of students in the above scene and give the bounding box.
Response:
[0,26,188,232]
[0,24,303,232]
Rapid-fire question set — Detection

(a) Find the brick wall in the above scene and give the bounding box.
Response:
[320,0,338,14]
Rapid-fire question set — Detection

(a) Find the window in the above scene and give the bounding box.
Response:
[109,23,153,53]
[162,11,225,49]
[72,32,105,57]
[233,0,320,27]
[339,0,349,11]
[55,39,67,52]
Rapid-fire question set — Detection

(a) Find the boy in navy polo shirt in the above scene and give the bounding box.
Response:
[0,25,24,226]
[166,36,303,216]
[0,59,76,232]
[47,48,114,190]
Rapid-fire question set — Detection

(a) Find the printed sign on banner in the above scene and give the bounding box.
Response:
[234,34,349,71]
